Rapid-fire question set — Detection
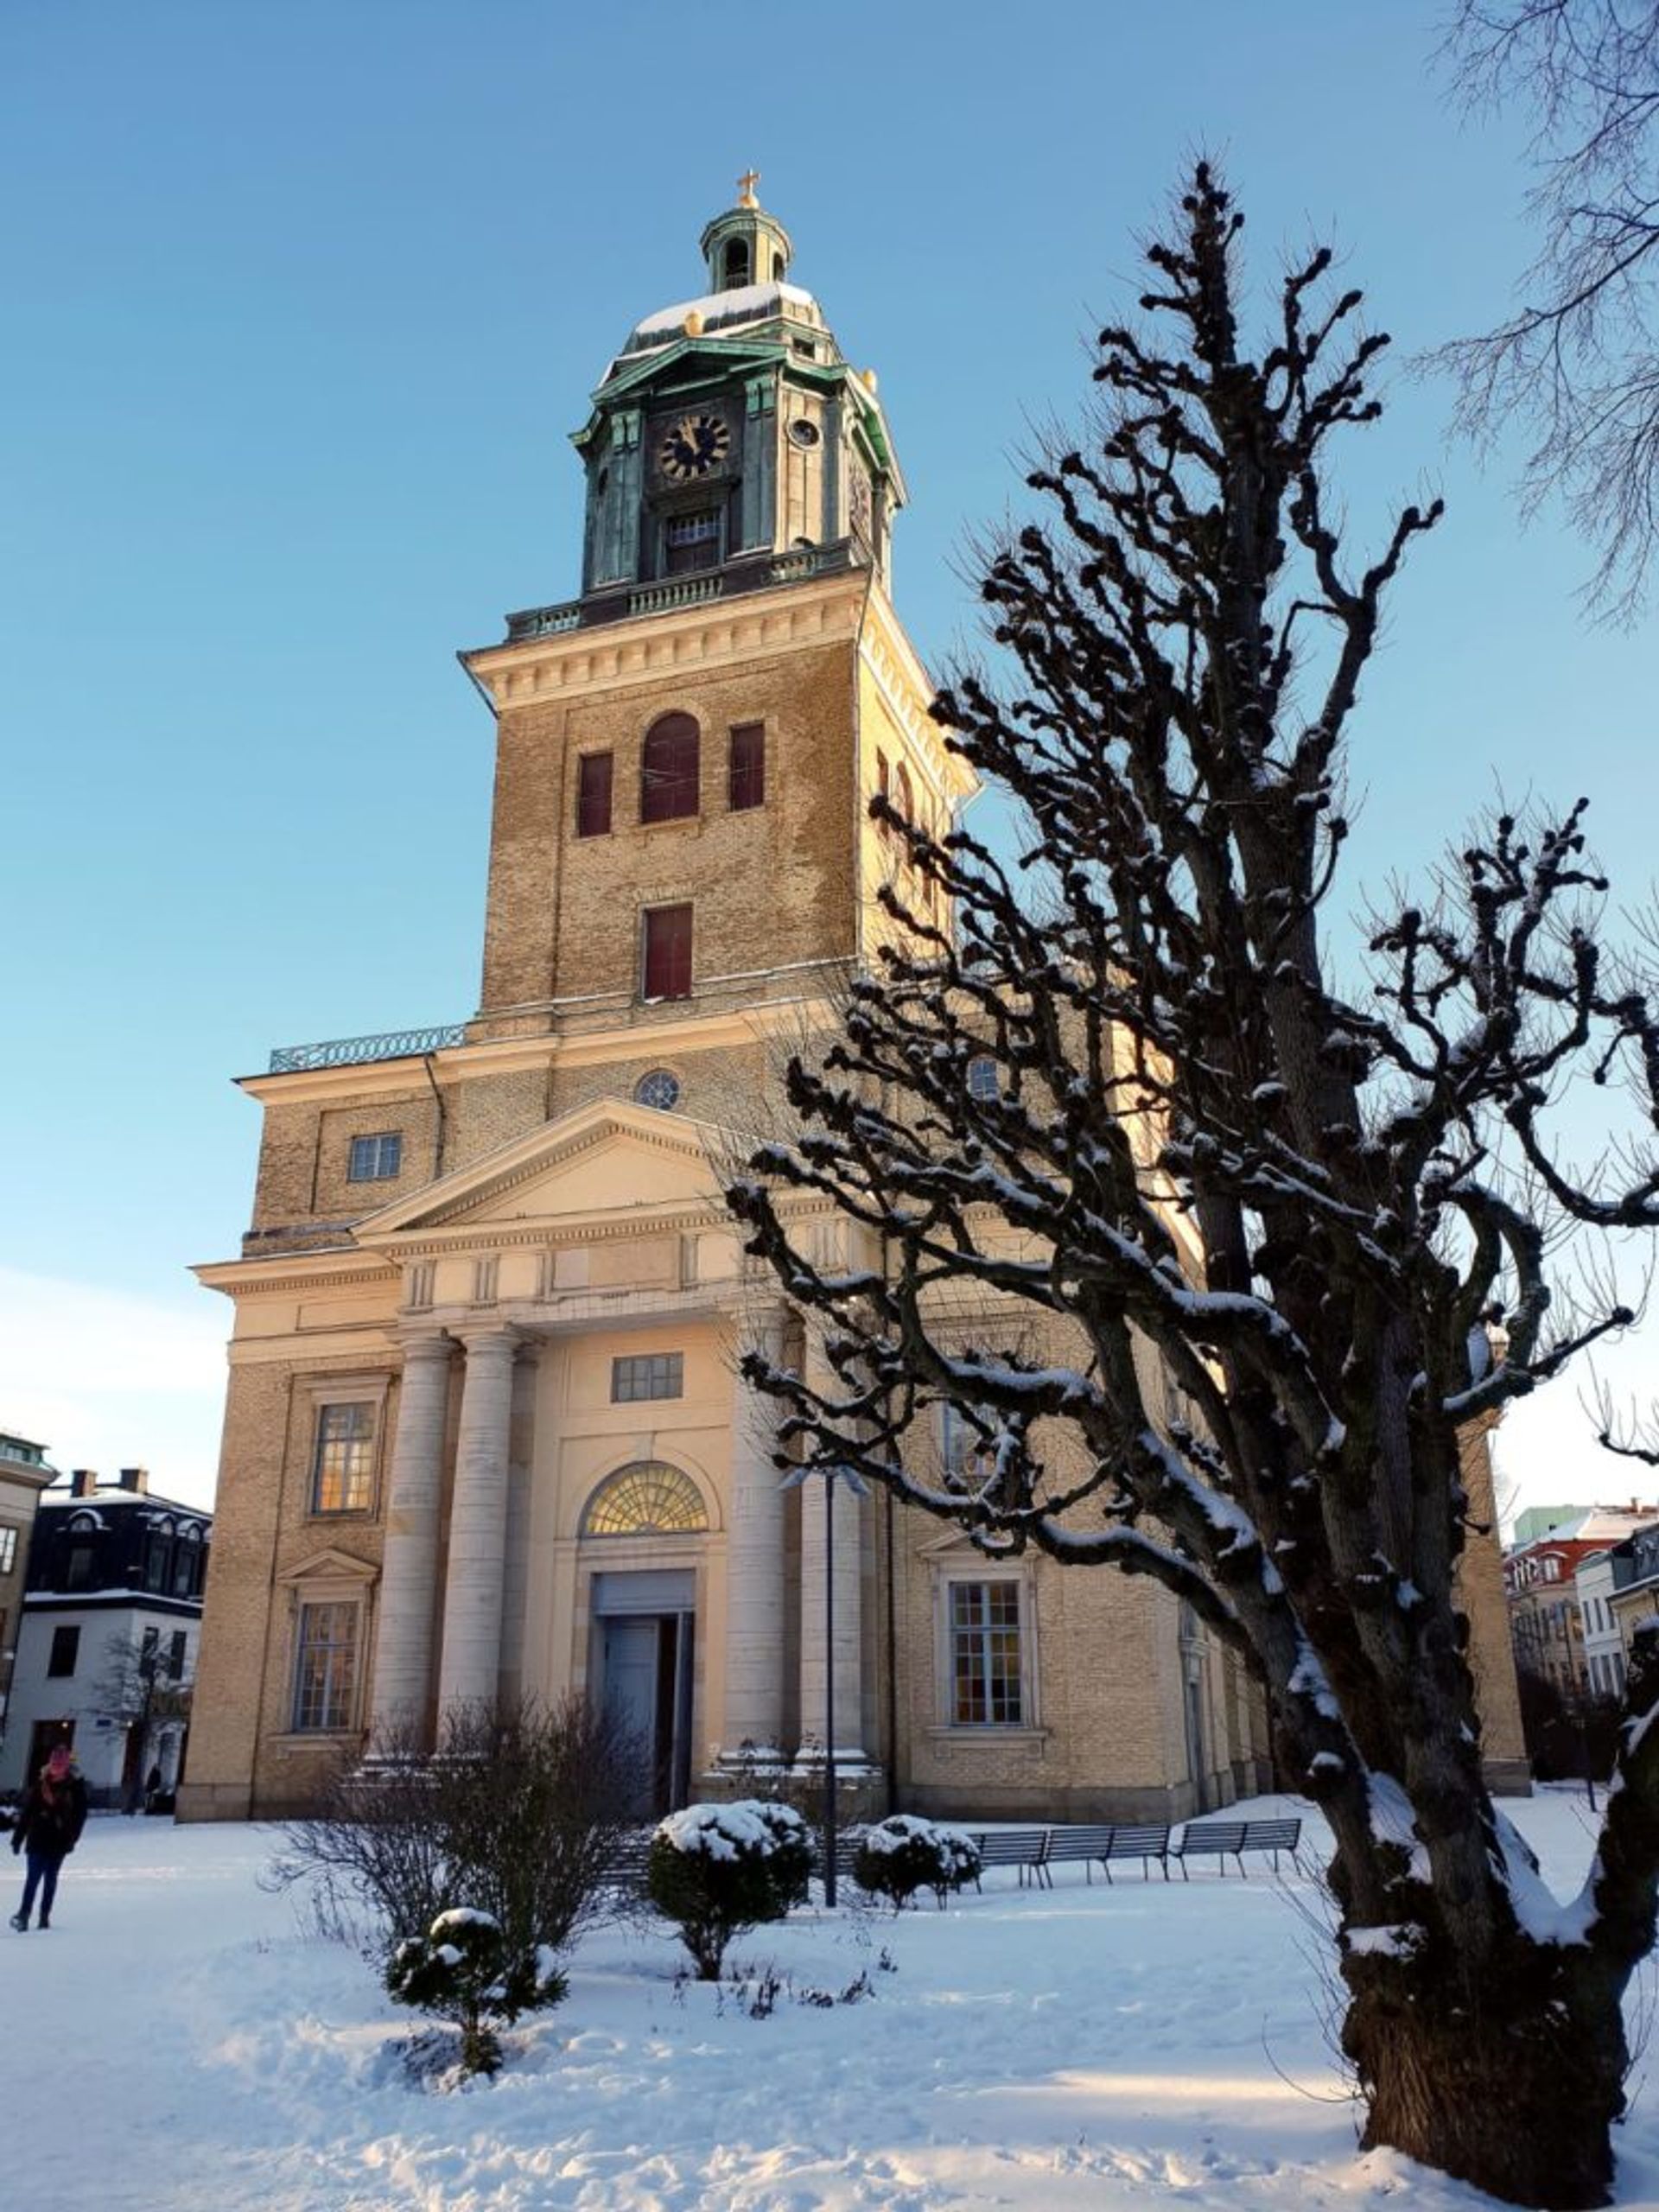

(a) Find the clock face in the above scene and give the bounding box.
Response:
[659,412,731,481]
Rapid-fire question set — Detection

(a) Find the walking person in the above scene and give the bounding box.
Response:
[10,1744,89,1931]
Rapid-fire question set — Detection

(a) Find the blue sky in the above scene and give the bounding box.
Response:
[3,0,1654,1516]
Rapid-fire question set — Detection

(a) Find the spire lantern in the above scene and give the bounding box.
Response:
[700,174,793,294]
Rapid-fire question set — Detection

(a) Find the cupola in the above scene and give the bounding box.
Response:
[699,171,793,292]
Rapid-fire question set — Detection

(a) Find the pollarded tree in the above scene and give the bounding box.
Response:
[727,166,1659,2210]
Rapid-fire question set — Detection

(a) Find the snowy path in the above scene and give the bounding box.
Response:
[3,1794,1659,2210]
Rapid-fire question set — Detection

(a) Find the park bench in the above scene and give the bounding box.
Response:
[1034,1823,1116,1885]
[1094,1823,1173,1882]
[968,1827,1049,1888]
[1170,1815,1303,1878]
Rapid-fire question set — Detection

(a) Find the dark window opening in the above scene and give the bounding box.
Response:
[663,509,721,575]
[772,251,785,282]
[168,1630,188,1681]
[642,904,693,1001]
[728,723,765,811]
[145,1539,169,1593]
[65,1544,93,1592]
[576,751,613,837]
[640,715,700,822]
[721,238,751,289]
[48,1624,79,1679]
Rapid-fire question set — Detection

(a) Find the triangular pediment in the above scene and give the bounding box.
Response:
[353,1096,734,1243]
[277,1547,379,1588]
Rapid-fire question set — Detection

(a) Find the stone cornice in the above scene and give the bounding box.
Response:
[236,995,839,1106]
[194,1255,399,1298]
[461,567,867,713]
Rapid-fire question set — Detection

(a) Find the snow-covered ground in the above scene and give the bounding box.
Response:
[5,1790,1658,2211]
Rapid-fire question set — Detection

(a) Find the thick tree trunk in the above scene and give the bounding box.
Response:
[1343,1948,1628,2209]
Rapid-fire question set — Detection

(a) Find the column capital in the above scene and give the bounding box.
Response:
[396,1330,454,1365]
[453,1325,523,1361]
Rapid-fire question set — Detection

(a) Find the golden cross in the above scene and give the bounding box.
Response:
[737,168,760,208]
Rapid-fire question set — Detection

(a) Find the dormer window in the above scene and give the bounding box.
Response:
[721,238,751,290]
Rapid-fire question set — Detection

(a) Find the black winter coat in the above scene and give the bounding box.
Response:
[11,1770,89,1859]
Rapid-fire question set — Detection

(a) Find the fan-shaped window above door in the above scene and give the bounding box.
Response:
[582,1461,709,1538]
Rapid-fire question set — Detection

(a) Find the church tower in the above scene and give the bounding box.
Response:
[181,185,1279,1828]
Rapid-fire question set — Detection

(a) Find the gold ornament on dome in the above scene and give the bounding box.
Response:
[736,168,760,209]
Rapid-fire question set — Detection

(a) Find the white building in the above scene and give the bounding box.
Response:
[1575,1550,1626,1701]
[0,1471,210,1808]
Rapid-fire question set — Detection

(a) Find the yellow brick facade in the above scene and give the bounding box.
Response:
[184,190,1517,1826]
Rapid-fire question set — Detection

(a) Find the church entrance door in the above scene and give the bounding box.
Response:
[592,1570,696,1817]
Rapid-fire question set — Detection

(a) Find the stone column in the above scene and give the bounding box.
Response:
[435,1329,520,1720]
[367,1332,453,1748]
[720,1313,788,1766]
[797,1331,868,1767]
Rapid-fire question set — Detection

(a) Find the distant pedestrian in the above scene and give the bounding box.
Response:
[10,1745,89,1931]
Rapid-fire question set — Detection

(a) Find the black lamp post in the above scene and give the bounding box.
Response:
[781,1459,868,1908]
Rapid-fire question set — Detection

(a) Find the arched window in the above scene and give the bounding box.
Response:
[721,238,751,290]
[894,761,915,827]
[583,1461,709,1538]
[641,714,701,823]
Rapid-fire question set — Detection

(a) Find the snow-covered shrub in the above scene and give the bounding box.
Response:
[385,1905,568,2077]
[852,1815,980,1910]
[646,1800,811,1979]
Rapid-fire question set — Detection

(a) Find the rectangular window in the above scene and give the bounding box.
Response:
[66,1545,93,1592]
[172,1541,196,1598]
[145,1538,168,1593]
[347,1132,403,1183]
[950,1581,1024,1726]
[310,1402,377,1515]
[663,508,720,575]
[642,903,693,1001]
[611,1352,684,1403]
[291,1602,359,1732]
[168,1630,188,1681]
[576,751,613,837]
[0,1525,16,1574]
[48,1624,79,1679]
[141,1625,160,1668]
[728,722,766,811]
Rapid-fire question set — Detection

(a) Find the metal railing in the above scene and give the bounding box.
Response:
[268,1024,467,1074]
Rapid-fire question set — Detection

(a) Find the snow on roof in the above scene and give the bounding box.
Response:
[629,279,819,343]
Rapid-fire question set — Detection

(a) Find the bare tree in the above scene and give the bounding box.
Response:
[1440,0,1659,615]
[728,167,1659,2209]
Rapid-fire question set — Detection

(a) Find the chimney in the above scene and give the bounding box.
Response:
[118,1466,149,1495]
[71,1469,98,1498]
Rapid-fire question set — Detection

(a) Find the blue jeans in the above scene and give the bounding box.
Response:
[17,1848,64,1925]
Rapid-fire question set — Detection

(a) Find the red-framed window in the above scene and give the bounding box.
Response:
[728,722,765,811]
[642,903,693,1000]
[641,715,700,823]
[576,752,613,837]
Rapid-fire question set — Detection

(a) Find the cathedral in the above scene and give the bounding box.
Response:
[183,181,1324,1823]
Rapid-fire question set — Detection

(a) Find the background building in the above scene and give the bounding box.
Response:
[1504,1505,1659,1698]
[183,188,1522,1824]
[0,1469,210,1807]
[0,1429,55,1750]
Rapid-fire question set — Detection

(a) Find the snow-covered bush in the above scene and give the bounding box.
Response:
[646,1800,812,1979]
[852,1816,980,1910]
[385,1905,568,2076]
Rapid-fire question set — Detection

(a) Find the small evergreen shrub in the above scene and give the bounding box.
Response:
[386,1905,568,2077]
[646,1800,811,1979]
[852,1815,980,1910]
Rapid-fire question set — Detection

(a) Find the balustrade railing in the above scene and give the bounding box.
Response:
[268,1024,468,1074]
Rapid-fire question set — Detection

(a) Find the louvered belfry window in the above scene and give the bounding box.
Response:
[642,904,693,1000]
[641,714,700,822]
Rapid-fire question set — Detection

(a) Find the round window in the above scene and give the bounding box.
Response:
[788,418,820,448]
[633,1067,682,1112]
